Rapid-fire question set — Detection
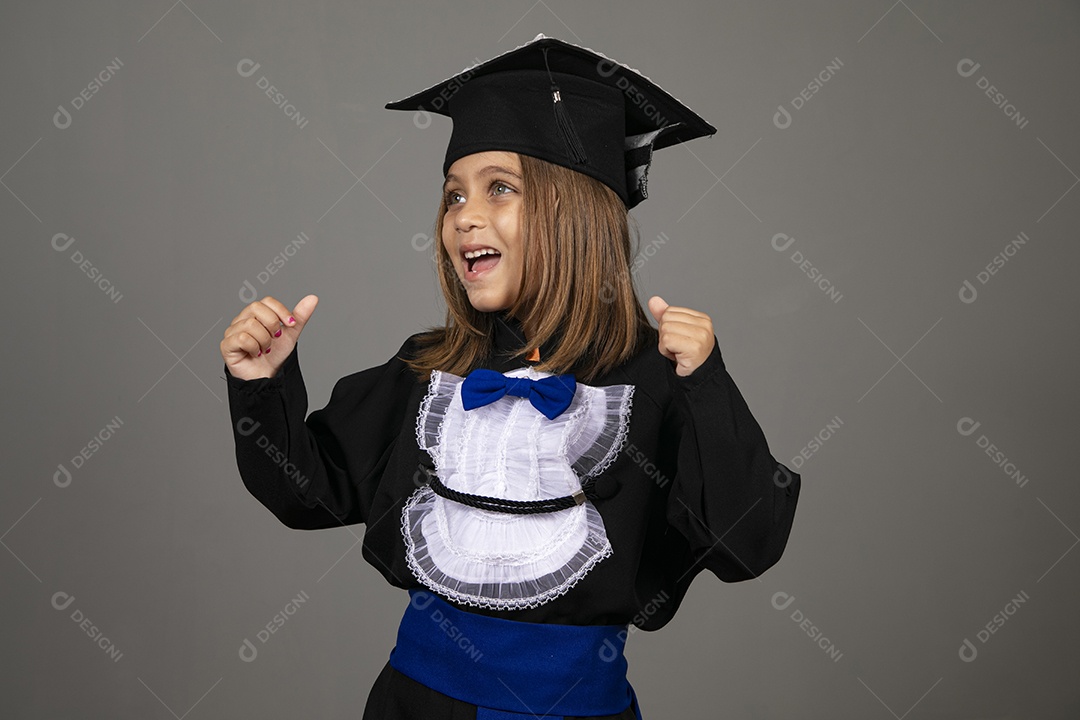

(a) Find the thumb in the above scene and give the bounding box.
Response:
[647,295,668,324]
[290,294,319,332]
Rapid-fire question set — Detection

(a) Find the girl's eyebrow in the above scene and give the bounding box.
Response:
[443,165,522,191]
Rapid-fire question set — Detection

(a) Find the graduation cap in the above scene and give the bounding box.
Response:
[384,33,717,208]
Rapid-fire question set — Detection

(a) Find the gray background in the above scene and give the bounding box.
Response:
[3,1,1078,718]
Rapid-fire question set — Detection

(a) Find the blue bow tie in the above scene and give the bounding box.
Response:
[460,369,577,420]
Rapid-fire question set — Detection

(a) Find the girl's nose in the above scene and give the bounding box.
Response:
[455,195,486,233]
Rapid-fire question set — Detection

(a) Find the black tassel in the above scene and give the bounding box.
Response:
[550,85,588,165]
[543,47,588,166]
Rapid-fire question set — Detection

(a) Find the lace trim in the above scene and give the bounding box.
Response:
[400,486,614,610]
[415,369,459,474]
[570,384,636,479]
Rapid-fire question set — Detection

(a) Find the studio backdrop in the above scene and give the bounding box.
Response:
[3,1,1078,718]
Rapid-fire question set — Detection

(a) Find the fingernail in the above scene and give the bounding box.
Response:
[288,317,295,324]
[257,350,261,356]
[274,329,282,337]
[265,347,271,354]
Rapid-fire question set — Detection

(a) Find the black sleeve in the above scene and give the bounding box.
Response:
[664,336,801,581]
[222,337,419,530]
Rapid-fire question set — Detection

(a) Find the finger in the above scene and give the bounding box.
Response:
[658,316,713,337]
[236,315,275,353]
[655,305,711,322]
[659,324,714,359]
[659,327,710,356]
[256,295,298,329]
[247,301,290,341]
[239,330,270,358]
[225,302,277,339]
[289,294,319,328]
[647,295,669,323]
[225,330,268,360]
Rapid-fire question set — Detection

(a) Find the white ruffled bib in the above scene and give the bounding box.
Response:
[401,365,635,610]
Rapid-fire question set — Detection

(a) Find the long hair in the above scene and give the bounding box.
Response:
[403,152,657,384]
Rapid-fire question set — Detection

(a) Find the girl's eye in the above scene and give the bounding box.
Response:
[444,180,515,207]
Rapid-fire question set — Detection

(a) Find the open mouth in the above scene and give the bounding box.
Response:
[464,248,501,278]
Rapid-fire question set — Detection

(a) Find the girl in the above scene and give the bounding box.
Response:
[221,34,800,720]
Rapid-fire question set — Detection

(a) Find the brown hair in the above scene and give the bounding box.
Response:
[403,153,657,384]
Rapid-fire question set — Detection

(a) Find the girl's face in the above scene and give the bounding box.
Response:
[441,151,524,314]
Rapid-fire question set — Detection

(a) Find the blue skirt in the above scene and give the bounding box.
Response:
[362,590,643,720]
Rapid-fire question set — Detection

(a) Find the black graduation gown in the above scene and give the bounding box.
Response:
[223,311,801,717]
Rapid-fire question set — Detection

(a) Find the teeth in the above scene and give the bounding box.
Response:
[464,248,501,259]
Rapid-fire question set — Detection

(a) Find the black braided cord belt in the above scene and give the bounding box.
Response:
[418,465,597,515]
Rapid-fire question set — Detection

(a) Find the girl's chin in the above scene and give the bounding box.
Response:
[465,293,513,313]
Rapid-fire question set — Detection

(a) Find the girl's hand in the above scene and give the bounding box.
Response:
[647,295,715,378]
[221,294,319,381]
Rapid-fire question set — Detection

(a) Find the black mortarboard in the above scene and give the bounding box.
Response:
[384,33,717,208]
